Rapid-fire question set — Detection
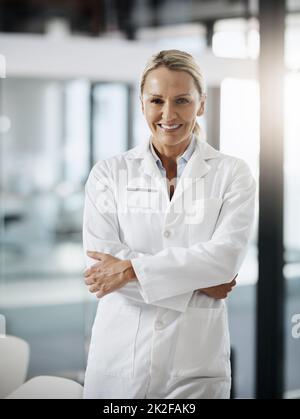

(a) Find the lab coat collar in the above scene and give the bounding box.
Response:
[149,134,196,168]
[125,136,221,205]
[126,135,221,181]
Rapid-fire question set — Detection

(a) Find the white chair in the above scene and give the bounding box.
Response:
[6,375,83,399]
[0,335,30,399]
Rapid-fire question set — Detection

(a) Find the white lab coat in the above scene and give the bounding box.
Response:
[83,136,256,399]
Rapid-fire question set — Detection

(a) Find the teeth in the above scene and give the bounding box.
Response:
[160,124,181,129]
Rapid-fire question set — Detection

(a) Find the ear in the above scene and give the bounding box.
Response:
[197,96,206,116]
[140,95,145,114]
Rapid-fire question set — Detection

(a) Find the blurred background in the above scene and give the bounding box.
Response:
[0,0,299,399]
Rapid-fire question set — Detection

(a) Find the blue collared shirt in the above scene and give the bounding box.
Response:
[149,135,196,178]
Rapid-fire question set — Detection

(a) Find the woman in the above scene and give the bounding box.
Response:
[83,49,255,399]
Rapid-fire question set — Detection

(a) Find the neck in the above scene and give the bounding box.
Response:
[152,135,192,170]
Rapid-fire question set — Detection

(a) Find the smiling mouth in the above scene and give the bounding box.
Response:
[157,123,183,132]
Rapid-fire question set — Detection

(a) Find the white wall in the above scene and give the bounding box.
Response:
[0,33,257,84]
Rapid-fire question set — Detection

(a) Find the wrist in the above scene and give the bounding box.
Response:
[122,260,137,282]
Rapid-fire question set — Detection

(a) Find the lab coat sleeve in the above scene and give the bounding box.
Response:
[131,158,256,303]
[83,162,192,312]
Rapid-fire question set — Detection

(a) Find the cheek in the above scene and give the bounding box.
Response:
[144,107,159,122]
[181,108,198,123]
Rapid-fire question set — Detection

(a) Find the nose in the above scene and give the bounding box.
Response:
[161,101,177,121]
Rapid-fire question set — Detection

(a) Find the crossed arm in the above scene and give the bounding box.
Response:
[83,158,255,310]
[84,251,237,300]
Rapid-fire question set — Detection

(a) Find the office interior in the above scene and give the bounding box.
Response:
[0,0,299,399]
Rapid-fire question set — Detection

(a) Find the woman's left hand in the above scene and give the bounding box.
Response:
[84,251,136,298]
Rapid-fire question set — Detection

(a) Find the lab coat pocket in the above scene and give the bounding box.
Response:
[89,303,141,378]
[172,307,230,378]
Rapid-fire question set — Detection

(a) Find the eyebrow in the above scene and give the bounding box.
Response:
[149,93,191,98]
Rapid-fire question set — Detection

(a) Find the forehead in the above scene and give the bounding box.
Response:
[143,67,197,95]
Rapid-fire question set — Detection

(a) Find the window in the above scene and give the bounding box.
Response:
[213,18,259,59]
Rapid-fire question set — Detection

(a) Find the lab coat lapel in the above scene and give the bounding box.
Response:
[127,138,161,180]
[170,140,212,207]
[127,138,220,206]
[140,150,162,180]
[138,143,170,202]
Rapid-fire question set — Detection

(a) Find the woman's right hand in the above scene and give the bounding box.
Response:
[199,275,237,299]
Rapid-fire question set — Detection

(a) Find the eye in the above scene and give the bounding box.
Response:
[176,98,189,104]
[150,98,163,104]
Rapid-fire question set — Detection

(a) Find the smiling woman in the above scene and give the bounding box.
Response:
[142,66,204,150]
[138,51,206,199]
[140,50,206,140]
[82,49,256,399]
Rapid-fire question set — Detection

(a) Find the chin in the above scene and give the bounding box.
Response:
[160,132,191,144]
[159,136,180,145]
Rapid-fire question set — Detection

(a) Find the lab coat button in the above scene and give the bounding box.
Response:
[163,230,171,238]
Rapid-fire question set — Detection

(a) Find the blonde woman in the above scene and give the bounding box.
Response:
[83,50,255,399]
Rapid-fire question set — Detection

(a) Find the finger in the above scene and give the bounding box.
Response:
[84,277,95,285]
[96,284,114,298]
[84,268,93,277]
[87,251,106,261]
[85,270,104,284]
[89,283,100,293]
[96,290,107,298]
[230,278,236,287]
[84,265,101,277]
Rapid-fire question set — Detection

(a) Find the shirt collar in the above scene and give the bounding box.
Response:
[149,134,196,168]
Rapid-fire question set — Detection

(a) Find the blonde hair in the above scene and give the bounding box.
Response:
[140,49,206,137]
